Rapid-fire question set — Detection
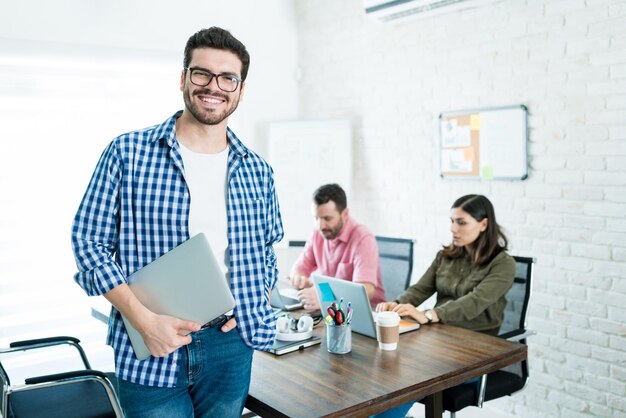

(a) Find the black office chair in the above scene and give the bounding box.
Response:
[375,236,415,301]
[0,336,123,418]
[431,255,535,417]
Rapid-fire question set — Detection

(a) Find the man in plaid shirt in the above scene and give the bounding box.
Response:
[72,27,283,417]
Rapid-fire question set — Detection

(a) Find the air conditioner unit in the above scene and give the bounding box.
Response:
[364,0,497,22]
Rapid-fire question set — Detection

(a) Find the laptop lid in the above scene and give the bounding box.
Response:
[121,233,235,360]
[312,274,419,338]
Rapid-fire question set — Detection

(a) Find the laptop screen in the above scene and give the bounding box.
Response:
[311,273,377,338]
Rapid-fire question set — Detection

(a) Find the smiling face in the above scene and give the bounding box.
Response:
[180,47,245,126]
[449,207,488,248]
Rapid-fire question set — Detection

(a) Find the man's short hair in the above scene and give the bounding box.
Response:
[183,27,251,81]
[313,184,347,213]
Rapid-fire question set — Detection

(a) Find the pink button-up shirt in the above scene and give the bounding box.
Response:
[293,217,385,306]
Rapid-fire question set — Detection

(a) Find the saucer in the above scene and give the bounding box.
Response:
[276,329,313,341]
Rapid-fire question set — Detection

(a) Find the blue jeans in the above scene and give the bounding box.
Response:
[118,326,253,418]
[371,400,414,418]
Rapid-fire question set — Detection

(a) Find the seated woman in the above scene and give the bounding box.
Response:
[372,194,516,418]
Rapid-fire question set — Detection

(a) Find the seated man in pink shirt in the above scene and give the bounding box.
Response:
[290,183,386,312]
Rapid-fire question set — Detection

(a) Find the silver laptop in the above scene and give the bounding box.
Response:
[312,274,420,338]
[122,233,235,360]
[270,285,304,311]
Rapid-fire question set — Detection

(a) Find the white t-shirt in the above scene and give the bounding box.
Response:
[178,142,230,280]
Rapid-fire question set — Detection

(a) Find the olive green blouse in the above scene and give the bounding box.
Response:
[397,250,515,335]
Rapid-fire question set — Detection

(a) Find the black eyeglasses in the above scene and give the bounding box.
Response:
[185,67,242,92]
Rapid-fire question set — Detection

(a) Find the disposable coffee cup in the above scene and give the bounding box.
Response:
[375,311,400,351]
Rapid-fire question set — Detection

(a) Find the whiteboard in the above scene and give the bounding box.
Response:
[439,105,528,180]
[268,120,352,244]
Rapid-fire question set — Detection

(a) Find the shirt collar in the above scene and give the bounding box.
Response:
[149,110,248,159]
[334,215,355,244]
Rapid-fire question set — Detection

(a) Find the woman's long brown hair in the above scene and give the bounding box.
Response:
[440,194,508,266]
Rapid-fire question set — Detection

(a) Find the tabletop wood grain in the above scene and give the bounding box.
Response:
[246,323,527,418]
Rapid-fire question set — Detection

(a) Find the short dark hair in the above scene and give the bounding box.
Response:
[441,194,508,266]
[313,184,347,213]
[183,27,250,81]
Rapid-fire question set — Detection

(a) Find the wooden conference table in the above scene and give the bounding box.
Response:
[246,323,527,418]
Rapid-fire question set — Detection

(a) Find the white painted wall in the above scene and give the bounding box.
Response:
[2,1,625,417]
[0,0,299,373]
[294,1,626,417]
[0,0,300,153]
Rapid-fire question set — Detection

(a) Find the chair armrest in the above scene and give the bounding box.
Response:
[5,336,92,369]
[505,330,536,342]
[25,370,109,385]
[10,336,81,349]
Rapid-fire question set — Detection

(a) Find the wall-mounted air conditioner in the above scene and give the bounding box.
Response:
[364,0,498,22]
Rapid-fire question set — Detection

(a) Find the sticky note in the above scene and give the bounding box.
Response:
[481,166,494,181]
[317,282,336,303]
[470,114,482,130]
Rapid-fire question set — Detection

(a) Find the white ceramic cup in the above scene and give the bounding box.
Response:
[375,311,401,350]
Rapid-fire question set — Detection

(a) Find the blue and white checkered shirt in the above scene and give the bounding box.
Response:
[72,111,284,387]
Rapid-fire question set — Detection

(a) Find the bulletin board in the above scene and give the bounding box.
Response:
[439,104,528,180]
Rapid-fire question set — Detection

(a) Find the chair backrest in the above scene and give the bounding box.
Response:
[499,255,534,339]
[1,336,123,418]
[375,236,415,301]
[492,255,534,393]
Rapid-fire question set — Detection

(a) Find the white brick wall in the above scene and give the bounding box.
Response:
[295,0,626,416]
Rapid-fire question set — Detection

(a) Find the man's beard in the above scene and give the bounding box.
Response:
[321,219,344,240]
[184,87,240,126]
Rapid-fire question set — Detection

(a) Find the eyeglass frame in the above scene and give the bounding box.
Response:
[184,66,243,92]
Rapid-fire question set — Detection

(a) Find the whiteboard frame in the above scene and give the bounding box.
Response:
[438,104,528,181]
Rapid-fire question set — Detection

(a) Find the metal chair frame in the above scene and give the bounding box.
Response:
[0,336,122,418]
[448,255,535,417]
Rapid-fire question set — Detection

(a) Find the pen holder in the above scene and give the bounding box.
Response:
[326,322,351,354]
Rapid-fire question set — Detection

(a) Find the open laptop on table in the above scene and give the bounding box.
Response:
[270,285,304,312]
[312,273,420,338]
[122,233,235,360]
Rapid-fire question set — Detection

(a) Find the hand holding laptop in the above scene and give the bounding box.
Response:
[116,233,236,360]
[135,311,202,358]
[137,312,238,358]
[105,284,202,358]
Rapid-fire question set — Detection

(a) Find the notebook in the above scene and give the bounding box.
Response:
[311,274,420,338]
[269,335,322,355]
[121,233,235,360]
[270,284,304,311]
